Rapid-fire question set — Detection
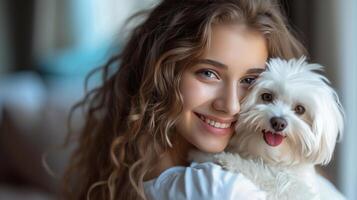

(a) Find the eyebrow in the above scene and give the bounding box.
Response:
[246,68,266,74]
[196,58,266,74]
[196,59,228,69]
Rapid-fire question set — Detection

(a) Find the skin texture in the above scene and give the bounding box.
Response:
[148,23,268,179]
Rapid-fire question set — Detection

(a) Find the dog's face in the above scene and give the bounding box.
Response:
[229,57,344,166]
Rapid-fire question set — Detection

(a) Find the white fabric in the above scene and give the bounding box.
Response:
[144,162,266,200]
[317,175,346,200]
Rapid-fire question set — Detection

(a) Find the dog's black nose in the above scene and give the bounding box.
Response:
[270,117,287,132]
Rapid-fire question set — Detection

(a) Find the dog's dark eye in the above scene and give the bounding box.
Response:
[261,93,273,102]
[295,105,305,115]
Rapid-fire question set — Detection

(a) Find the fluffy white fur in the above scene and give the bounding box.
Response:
[191,57,344,200]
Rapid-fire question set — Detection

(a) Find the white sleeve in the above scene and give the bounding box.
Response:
[144,162,266,200]
[316,175,346,200]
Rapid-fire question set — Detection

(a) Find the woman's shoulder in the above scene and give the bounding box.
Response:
[144,162,266,200]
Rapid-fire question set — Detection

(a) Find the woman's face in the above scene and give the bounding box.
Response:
[176,23,268,153]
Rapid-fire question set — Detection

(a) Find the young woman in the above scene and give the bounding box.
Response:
[62,0,306,199]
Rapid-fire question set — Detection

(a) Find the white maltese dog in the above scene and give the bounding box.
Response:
[191,57,344,200]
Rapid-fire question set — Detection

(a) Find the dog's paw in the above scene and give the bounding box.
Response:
[213,152,243,172]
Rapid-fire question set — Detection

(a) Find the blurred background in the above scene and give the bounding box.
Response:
[0,0,356,199]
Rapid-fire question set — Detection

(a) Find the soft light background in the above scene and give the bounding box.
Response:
[0,0,356,199]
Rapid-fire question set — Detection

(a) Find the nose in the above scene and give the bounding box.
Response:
[270,117,288,132]
[213,84,240,115]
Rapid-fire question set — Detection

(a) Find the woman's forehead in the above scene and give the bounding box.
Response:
[202,23,268,71]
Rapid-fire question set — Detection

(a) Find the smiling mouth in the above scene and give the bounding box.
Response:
[262,129,286,147]
[195,113,236,129]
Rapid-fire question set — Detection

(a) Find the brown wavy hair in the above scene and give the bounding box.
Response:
[62,0,307,199]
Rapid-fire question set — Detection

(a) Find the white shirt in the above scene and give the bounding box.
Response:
[144,162,266,200]
[317,175,346,200]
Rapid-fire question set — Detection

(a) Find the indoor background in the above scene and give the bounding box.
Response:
[0,0,356,199]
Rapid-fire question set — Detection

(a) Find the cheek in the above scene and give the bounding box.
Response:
[180,77,218,110]
[237,86,250,101]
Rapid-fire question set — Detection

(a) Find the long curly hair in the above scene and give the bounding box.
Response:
[62,0,307,199]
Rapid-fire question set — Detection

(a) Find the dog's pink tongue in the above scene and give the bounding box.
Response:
[263,131,284,147]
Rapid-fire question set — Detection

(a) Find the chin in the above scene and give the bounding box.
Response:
[192,57,344,199]
[195,139,228,153]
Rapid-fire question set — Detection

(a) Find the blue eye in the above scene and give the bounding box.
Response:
[197,69,219,79]
[240,77,256,85]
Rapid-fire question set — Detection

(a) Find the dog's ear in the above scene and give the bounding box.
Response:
[311,87,344,165]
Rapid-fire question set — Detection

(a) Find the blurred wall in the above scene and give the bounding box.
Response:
[311,0,357,199]
[0,2,10,74]
[1,0,158,75]
[311,0,342,189]
[38,0,158,77]
[6,0,36,71]
[334,0,357,199]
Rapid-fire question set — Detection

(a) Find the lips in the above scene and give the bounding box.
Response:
[262,129,286,147]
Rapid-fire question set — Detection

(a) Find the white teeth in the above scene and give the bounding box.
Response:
[199,114,231,129]
[204,118,210,124]
[215,122,221,127]
[207,119,213,125]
